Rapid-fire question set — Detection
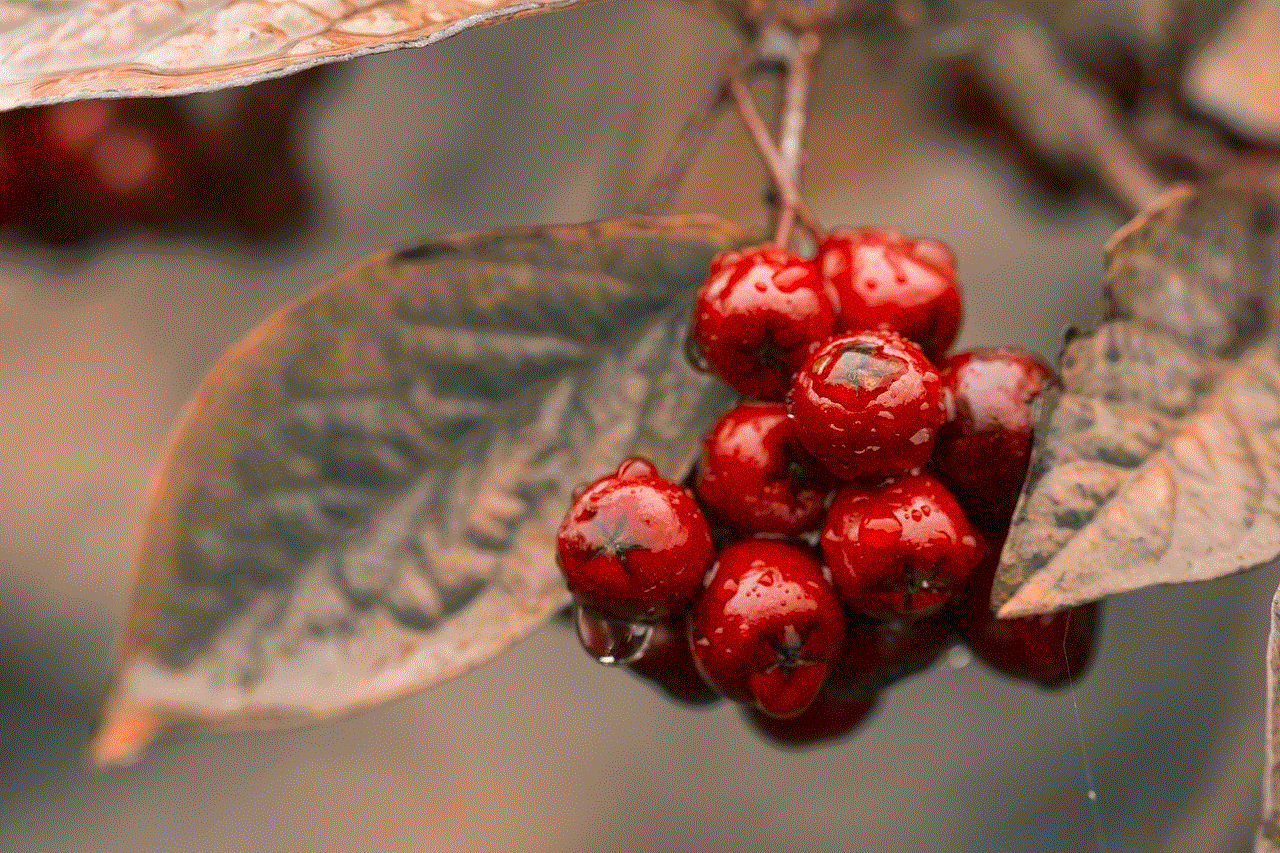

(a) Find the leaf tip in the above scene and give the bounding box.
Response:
[90,698,165,769]
[994,572,1062,620]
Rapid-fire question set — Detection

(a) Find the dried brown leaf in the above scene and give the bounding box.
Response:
[92,215,743,765]
[994,185,1280,618]
[0,0,588,111]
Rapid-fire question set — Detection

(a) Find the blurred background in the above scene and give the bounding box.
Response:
[0,1,1276,850]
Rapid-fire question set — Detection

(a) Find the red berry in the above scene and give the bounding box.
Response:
[821,472,984,620]
[557,457,713,622]
[789,330,945,480]
[955,527,1100,688]
[933,348,1054,525]
[688,538,846,718]
[825,609,955,697]
[88,115,197,225]
[744,691,877,748]
[22,100,118,175]
[625,614,722,706]
[694,401,833,536]
[12,100,199,238]
[818,227,961,361]
[688,244,834,400]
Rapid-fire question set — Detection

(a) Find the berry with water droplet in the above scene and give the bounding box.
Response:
[818,227,961,361]
[821,472,984,620]
[625,614,722,705]
[933,348,1054,526]
[688,244,834,400]
[557,457,713,622]
[688,538,846,718]
[694,400,833,536]
[572,602,654,666]
[789,330,945,480]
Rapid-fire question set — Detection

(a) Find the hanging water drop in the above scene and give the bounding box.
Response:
[684,333,711,373]
[574,604,654,666]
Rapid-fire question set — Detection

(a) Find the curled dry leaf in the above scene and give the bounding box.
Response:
[994,184,1280,619]
[93,215,744,765]
[0,0,585,111]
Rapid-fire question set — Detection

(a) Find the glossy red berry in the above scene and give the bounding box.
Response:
[933,348,1054,525]
[694,401,833,536]
[557,457,713,622]
[825,609,955,698]
[688,538,846,718]
[625,614,722,706]
[818,227,961,361]
[821,472,984,620]
[744,690,877,748]
[955,528,1100,689]
[789,330,945,481]
[688,244,834,400]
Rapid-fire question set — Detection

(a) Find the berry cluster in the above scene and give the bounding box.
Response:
[0,71,323,245]
[557,228,1099,748]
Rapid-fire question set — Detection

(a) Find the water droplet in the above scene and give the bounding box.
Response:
[859,514,902,549]
[574,605,653,666]
[945,645,972,670]
[683,334,711,372]
[1087,789,1097,802]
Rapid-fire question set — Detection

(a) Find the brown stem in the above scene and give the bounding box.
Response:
[956,6,1166,216]
[634,43,763,216]
[773,29,820,247]
[727,55,820,245]
[1258,583,1280,853]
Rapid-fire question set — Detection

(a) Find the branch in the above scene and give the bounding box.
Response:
[954,5,1166,216]
[727,70,821,245]
[634,43,762,216]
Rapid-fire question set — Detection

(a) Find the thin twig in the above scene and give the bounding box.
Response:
[773,29,820,247]
[727,62,821,244]
[634,42,763,216]
[954,5,1166,216]
[1257,584,1280,853]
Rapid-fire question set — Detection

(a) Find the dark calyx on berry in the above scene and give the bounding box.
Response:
[688,538,846,718]
[556,457,713,622]
[695,400,833,536]
[818,227,961,361]
[789,330,945,481]
[933,348,1054,525]
[821,472,984,620]
[954,527,1099,689]
[688,244,834,401]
